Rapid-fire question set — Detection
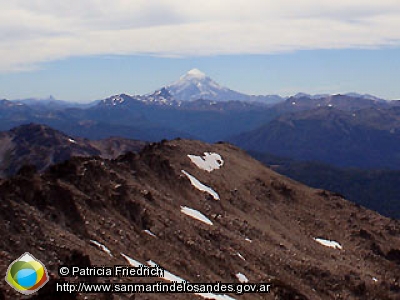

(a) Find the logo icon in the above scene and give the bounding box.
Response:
[5,252,49,295]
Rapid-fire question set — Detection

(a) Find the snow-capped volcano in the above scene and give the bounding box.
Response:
[166,68,233,101]
[98,69,283,106]
[161,68,282,103]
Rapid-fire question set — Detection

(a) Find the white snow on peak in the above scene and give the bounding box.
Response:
[235,272,249,283]
[178,69,208,82]
[143,229,157,237]
[186,68,206,78]
[105,95,126,106]
[90,240,113,257]
[188,152,224,172]
[181,170,220,200]
[120,253,144,267]
[181,206,213,226]
[68,138,77,144]
[166,69,240,102]
[314,238,342,250]
[147,261,236,300]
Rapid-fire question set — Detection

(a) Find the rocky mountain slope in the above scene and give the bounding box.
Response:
[0,124,146,177]
[0,139,399,299]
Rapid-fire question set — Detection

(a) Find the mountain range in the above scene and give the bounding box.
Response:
[231,106,400,169]
[9,69,394,107]
[2,71,400,171]
[1,70,399,147]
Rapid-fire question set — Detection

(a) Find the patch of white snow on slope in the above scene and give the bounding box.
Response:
[120,253,144,267]
[236,252,246,261]
[90,240,113,257]
[314,238,342,250]
[143,229,157,237]
[181,206,213,225]
[188,152,224,172]
[235,272,249,283]
[147,260,236,300]
[181,170,220,200]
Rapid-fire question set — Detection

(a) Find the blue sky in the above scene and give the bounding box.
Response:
[1,49,399,102]
[1,0,400,101]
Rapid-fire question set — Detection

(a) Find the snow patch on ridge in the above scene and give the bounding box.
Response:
[147,260,185,282]
[181,170,220,200]
[236,252,246,261]
[314,238,342,250]
[121,253,144,267]
[90,240,113,257]
[147,261,236,300]
[181,206,213,225]
[235,272,249,283]
[188,152,224,172]
[143,229,157,237]
[121,255,235,299]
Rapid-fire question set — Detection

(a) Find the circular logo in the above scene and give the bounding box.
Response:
[5,252,49,295]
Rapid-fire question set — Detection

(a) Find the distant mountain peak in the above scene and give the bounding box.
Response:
[164,69,231,102]
[160,69,283,103]
[100,69,284,105]
[100,94,135,106]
